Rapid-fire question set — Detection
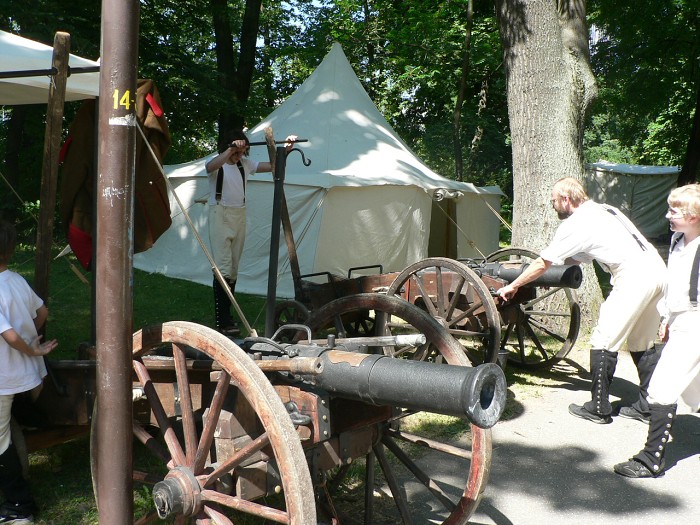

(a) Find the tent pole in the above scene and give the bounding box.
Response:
[34,31,70,305]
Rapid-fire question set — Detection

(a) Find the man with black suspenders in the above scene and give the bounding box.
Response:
[205,130,296,336]
[614,183,700,478]
[497,177,667,425]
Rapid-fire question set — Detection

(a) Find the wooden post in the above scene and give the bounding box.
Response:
[34,32,70,303]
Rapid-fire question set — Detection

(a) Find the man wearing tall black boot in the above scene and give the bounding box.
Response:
[205,131,297,336]
[497,177,666,424]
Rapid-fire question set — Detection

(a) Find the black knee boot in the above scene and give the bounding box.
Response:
[0,443,36,516]
[213,277,233,332]
[614,403,676,478]
[620,345,663,423]
[569,349,617,424]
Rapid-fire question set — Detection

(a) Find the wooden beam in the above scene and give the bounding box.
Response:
[34,32,71,304]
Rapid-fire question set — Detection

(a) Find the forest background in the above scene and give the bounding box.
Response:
[1,0,698,236]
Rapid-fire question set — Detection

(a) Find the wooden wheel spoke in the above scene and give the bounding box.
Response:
[501,323,515,349]
[173,343,198,466]
[387,428,473,460]
[413,274,438,318]
[203,432,271,488]
[382,435,458,512]
[520,286,563,308]
[203,504,235,525]
[133,359,187,466]
[194,371,231,474]
[373,443,414,525]
[435,266,446,318]
[527,317,567,343]
[133,469,163,485]
[133,420,170,463]
[447,298,484,328]
[201,489,290,524]
[522,319,552,361]
[445,274,466,320]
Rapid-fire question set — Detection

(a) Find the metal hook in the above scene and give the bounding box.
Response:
[288,147,311,166]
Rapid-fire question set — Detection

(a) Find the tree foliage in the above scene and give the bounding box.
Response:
[587,0,700,176]
[2,0,699,225]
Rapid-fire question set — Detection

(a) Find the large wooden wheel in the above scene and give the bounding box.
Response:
[306,293,495,525]
[386,257,502,367]
[486,247,581,369]
[92,321,316,524]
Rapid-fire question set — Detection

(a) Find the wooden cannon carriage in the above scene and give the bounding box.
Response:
[272,181,583,370]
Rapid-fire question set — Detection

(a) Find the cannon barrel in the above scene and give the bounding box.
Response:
[478,261,582,289]
[308,350,506,429]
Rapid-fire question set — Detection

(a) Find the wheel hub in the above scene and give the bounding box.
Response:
[152,466,202,519]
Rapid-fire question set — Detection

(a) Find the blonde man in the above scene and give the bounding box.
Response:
[498,177,666,424]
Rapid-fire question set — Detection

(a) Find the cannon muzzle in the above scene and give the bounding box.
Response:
[479,261,582,289]
[308,350,506,429]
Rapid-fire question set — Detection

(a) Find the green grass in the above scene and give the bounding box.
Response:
[10,246,268,359]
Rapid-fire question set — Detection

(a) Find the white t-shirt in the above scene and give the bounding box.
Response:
[540,200,661,277]
[0,269,47,395]
[662,232,700,316]
[207,157,259,208]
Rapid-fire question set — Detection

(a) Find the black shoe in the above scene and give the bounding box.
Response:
[613,459,662,478]
[568,403,612,424]
[618,406,650,423]
[0,502,36,524]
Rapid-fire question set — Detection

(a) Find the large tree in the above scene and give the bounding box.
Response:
[495,0,601,322]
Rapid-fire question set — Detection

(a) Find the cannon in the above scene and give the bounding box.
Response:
[110,292,507,525]
[472,260,583,289]
[249,344,506,429]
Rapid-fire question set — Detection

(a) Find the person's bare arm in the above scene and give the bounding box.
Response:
[205,147,235,174]
[496,257,552,301]
[2,328,58,357]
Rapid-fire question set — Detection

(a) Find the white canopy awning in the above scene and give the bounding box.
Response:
[0,30,99,105]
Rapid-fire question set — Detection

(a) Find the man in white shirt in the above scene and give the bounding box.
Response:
[205,131,296,336]
[497,177,666,424]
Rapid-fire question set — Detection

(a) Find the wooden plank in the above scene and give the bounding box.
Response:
[34,32,71,303]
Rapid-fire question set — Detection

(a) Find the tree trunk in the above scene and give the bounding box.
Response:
[210,0,262,149]
[678,78,700,186]
[495,0,601,328]
[453,0,474,182]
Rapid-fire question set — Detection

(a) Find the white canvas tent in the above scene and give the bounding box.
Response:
[135,43,502,298]
[0,30,99,105]
[584,160,680,240]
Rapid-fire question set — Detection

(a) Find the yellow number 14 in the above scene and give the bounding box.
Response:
[112,89,132,111]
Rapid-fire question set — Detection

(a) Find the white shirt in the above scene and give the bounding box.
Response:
[540,200,662,278]
[207,157,259,208]
[0,269,47,395]
[661,232,700,316]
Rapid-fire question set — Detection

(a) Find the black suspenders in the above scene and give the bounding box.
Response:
[690,244,700,306]
[603,206,647,251]
[670,233,700,306]
[215,162,246,204]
